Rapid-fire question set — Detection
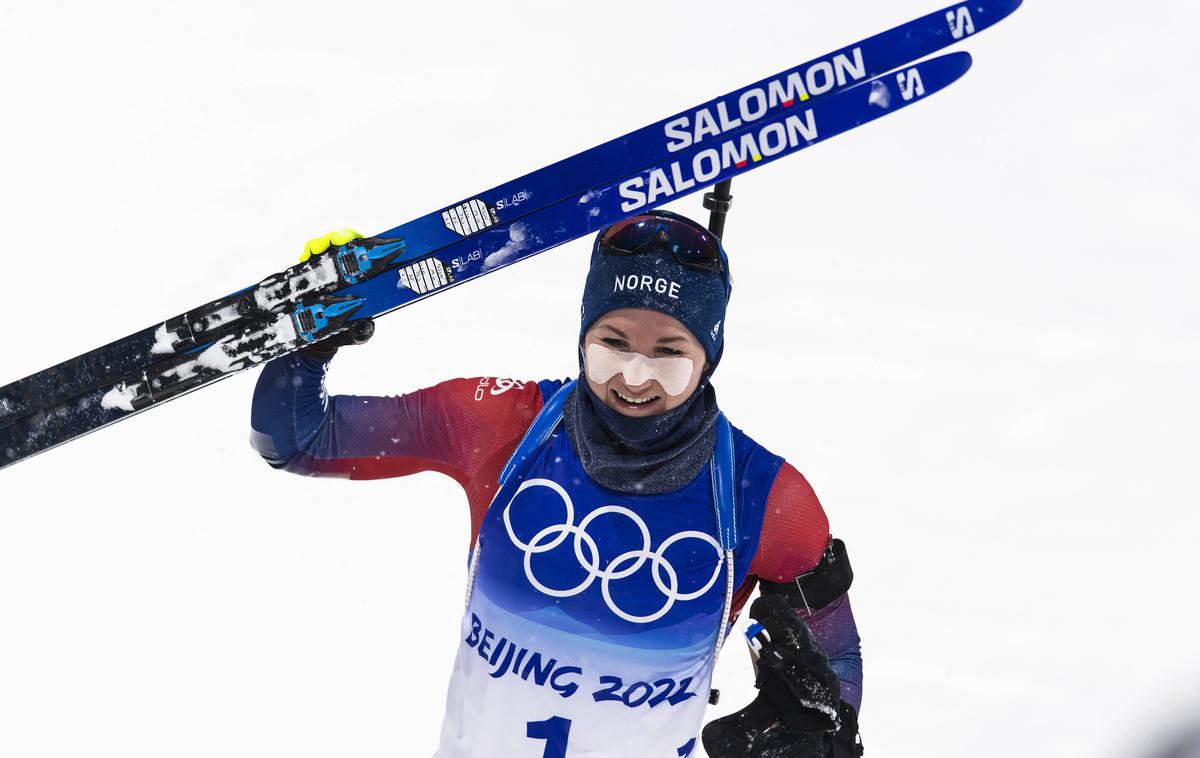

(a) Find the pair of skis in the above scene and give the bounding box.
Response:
[0,0,1022,471]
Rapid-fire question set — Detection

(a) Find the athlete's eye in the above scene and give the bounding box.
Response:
[656,347,683,356]
[601,337,629,349]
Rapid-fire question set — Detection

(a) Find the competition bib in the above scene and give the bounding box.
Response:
[438,430,729,758]
[436,380,776,758]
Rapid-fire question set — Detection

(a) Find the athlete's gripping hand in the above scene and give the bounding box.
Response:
[702,595,861,757]
[297,227,375,355]
[300,228,364,263]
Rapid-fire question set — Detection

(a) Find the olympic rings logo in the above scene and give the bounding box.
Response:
[502,478,724,624]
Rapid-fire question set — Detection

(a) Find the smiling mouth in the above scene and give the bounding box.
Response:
[612,388,660,407]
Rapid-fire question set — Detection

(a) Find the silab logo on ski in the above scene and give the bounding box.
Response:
[661,47,866,153]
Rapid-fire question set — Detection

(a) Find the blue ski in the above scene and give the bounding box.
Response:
[1,51,974,470]
[0,0,1021,426]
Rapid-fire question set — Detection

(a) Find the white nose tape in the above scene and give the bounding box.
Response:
[585,343,695,397]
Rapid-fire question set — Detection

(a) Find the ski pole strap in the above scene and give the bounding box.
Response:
[499,378,578,487]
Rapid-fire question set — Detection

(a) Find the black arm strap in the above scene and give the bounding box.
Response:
[759,538,853,612]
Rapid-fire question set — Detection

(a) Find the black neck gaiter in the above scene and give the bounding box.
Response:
[562,373,721,495]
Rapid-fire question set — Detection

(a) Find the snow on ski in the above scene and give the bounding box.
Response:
[0,51,974,470]
[0,0,1021,427]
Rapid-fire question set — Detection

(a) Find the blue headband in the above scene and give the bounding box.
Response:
[578,211,731,371]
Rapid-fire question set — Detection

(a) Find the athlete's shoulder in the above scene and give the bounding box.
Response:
[755,460,831,580]
[721,421,829,577]
[725,423,825,522]
[534,377,576,407]
[725,421,787,482]
[721,421,785,527]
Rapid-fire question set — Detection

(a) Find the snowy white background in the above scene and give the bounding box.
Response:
[1,1,1197,756]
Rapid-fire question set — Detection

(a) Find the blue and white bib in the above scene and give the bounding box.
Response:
[436,380,781,757]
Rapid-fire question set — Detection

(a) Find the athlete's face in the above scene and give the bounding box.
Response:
[582,308,708,417]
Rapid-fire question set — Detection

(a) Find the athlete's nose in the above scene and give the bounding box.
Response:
[619,373,654,393]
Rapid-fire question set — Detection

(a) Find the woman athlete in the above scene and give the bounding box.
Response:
[250,211,863,757]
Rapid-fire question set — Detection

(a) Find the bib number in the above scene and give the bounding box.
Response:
[526,716,572,758]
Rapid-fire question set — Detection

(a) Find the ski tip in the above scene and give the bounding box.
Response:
[951,50,974,82]
[936,48,974,69]
[950,49,974,67]
[899,50,973,90]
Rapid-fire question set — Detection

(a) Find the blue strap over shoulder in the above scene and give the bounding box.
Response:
[711,413,736,551]
[498,378,736,550]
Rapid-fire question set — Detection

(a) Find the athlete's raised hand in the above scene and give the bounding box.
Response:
[297,227,375,354]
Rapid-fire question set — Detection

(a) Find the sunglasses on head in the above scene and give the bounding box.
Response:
[598,213,726,275]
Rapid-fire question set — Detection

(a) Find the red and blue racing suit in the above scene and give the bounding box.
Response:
[250,352,863,749]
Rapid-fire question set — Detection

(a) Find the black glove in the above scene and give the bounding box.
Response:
[303,317,376,358]
[702,595,862,757]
